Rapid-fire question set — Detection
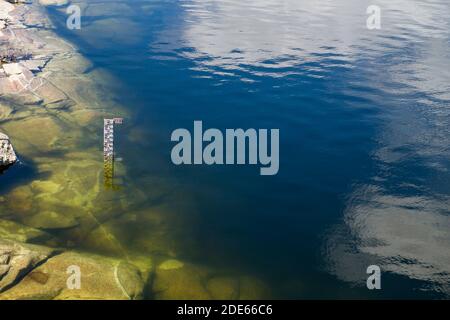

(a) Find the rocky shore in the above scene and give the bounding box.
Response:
[0,0,270,299]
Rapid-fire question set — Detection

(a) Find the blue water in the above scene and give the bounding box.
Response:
[47,0,450,298]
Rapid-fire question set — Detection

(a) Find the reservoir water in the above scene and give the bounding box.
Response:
[6,0,450,298]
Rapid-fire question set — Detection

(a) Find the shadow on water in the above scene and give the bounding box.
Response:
[0,156,39,195]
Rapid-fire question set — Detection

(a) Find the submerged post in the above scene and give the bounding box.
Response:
[103,118,122,189]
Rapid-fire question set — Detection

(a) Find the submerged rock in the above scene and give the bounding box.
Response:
[0,219,53,243]
[153,258,271,300]
[159,259,184,271]
[24,210,79,230]
[153,260,212,300]
[0,239,57,292]
[207,276,239,300]
[0,132,17,170]
[1,116,64,156]
[0,250,145,300]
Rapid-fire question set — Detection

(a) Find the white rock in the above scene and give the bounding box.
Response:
[3,63,22,76]
[0,132,17,168]
[38,0,69,6]
[0,1,14,19]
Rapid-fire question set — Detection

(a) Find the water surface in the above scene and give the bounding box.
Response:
[38,0,450,298]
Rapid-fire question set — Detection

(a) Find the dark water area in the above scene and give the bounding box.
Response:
[0,159,37,195]
[46,0,450,298]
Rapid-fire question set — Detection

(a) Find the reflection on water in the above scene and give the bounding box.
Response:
[2,0,449,298]
[324,70,450,295]
[318,0,450,297]
[325,186,450,295]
